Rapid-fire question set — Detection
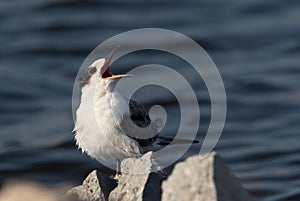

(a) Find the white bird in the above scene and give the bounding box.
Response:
[74,47,198,178]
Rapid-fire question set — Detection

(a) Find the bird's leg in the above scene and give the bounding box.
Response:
[114,159,122,180]
[116,159,121,176]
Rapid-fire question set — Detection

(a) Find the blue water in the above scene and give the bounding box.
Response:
[1,0,300,200]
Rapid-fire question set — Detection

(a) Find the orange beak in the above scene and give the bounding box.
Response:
[106,74,132,80]
[102,46,132,80]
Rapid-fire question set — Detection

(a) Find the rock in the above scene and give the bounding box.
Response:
[65,152,164,201]
[120,151,155,174]
[110,152,164,201]
[162,152,255,201]
[65,152,255,201]
[64,170,117,201]
[109,172,163,201]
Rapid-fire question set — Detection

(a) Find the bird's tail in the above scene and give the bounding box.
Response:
[157,136,199,146]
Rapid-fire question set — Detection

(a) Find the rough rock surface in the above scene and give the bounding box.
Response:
[162,152,255,201]
[65,152,255,201]
[65,152,164,201]
[64,170,113,201]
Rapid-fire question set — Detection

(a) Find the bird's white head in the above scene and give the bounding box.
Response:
[79,47,131,90]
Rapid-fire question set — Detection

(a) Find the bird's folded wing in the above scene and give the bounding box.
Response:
[120,99,159,147]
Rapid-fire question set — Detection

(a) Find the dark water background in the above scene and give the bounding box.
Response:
[1,0,300,200]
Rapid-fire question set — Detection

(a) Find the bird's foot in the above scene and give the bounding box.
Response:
[110,172,122,182]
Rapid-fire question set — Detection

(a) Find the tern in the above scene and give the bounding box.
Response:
[74,47,198,178]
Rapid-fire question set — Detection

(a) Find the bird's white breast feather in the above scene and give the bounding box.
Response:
[74,83,140,161]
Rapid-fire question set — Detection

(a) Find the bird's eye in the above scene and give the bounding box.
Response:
[88,67,97,75]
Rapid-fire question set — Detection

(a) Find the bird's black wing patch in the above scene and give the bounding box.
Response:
[129,99,158,146]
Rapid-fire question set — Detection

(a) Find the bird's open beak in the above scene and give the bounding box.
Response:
[102,46,132,80]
